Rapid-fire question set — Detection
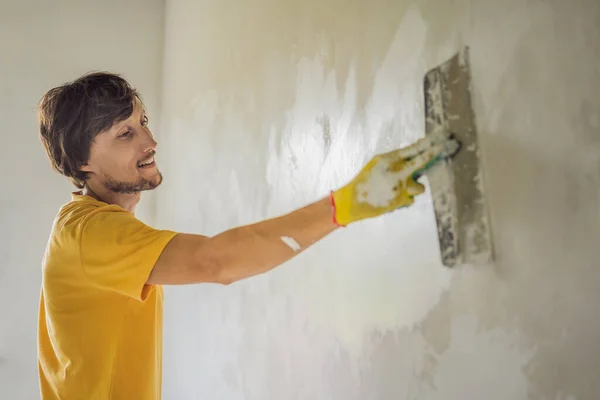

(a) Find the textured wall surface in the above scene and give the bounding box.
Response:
[2,0,599,399]
[0,1,164,398]
[156,0,600,399]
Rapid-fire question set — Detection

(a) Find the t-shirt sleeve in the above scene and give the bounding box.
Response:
[79,206,178,301]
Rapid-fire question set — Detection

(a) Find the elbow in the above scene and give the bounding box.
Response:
[191,227,256,285]
[217,275,235,285]
[213,253,243,285]
[213,263,236,285]
[191,247,236,285]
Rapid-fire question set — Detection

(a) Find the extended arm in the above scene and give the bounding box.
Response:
[148,132,457,286]
[148,196,336,285]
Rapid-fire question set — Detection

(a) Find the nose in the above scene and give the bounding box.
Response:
[142,129,158,153]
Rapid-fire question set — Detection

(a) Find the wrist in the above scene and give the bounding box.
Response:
[329,189,347,227]
[329,191,340,227]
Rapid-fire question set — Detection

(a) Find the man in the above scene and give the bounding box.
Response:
[36,72,452,399]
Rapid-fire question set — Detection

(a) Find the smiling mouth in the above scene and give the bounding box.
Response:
[138,156,155,168]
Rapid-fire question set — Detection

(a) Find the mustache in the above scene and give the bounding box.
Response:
[138,150,156,164]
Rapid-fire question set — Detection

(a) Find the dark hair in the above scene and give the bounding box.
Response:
[38,72,143,188]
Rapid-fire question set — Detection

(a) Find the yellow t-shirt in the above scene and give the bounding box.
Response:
[37,193,178,399]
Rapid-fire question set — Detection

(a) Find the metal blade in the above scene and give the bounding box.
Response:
[423,47,494,267]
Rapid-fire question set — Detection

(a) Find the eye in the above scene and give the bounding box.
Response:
[141,115,149,126]
[119,130,132,138]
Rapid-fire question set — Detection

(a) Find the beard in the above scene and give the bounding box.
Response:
[102,170,163,194]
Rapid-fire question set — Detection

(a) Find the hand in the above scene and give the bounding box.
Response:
[330,132,460,226]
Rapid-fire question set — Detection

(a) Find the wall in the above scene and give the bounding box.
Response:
[0,1,165,398]
[157,0,600,399]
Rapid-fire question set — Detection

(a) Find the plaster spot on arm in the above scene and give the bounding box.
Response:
[281,236,301,251]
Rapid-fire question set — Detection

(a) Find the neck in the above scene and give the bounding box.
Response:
[82,184,140,213]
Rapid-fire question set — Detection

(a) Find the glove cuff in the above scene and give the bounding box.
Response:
[329,190,345,227]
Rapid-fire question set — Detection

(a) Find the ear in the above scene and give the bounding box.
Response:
[79,163,93,172]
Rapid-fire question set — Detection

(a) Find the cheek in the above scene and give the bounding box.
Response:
[97,150,137,174]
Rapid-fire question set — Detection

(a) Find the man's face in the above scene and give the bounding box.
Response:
[81,101,163,194]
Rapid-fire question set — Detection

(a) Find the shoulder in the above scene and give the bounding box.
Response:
[52,196,124,237]
[50,193,177,258]
[42,196,125,284]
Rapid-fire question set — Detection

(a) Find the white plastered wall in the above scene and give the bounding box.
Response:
[156,1,600,399]
[2,0,600,399]
[0,1,164,398]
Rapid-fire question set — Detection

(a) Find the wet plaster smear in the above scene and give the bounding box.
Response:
[155,1,600,399]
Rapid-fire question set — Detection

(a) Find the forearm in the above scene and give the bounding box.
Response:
[203,196,338,284]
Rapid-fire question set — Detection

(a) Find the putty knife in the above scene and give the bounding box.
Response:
[422,47,494,267]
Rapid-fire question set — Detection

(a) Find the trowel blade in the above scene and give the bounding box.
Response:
[423,47,494,267]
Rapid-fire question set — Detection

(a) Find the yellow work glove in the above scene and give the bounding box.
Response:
[330,132,459,226]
